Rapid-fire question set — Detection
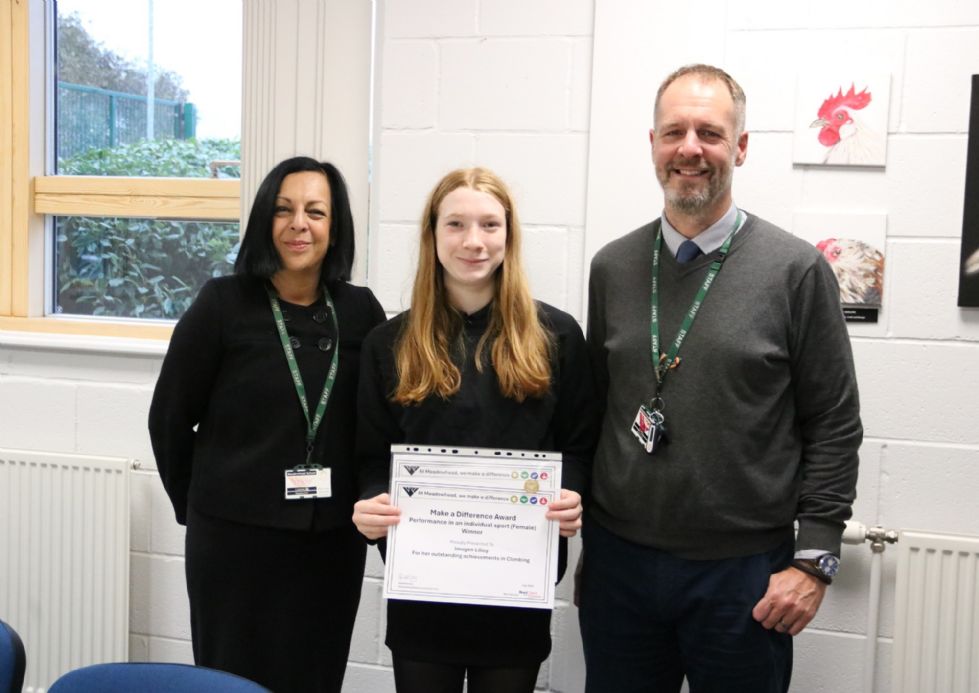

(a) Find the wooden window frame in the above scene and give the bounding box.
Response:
[0,1,240,341]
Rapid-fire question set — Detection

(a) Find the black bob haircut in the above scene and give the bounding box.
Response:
[234,156,355,284]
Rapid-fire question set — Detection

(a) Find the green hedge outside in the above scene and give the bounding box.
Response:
[56,138,241,319]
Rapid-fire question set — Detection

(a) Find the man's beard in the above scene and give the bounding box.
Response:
[660,160,732,215]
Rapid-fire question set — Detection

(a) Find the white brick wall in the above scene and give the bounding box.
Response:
[381,42,439,129]
[2,1,978,692]
[371,0,591,329]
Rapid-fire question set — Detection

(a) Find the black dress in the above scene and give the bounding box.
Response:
[149,274,386,693]
[357,302,598,666]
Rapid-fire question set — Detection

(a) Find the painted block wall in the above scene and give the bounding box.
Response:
[1,1,978,692]
[370,0,593,327]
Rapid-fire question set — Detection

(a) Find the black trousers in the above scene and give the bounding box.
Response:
[186,507,367,693]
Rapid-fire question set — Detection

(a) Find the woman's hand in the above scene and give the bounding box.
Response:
[545,489,583,537]
[353,493,401,540]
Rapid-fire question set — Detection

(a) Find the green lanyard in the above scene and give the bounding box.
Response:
[266,284,340,468]
[650,211,743,394]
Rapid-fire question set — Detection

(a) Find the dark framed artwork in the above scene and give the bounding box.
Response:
[959,75,979,307]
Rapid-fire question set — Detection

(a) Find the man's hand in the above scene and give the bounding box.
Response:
[352,493,401,541]
[751,566,827,636]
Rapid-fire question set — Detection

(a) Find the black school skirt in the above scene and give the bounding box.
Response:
[185,507,367,693]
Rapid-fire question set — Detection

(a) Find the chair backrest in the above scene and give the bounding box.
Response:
[47,663,271,693]
[0,619,27,693]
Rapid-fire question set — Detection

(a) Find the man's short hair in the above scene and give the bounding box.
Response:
[654,64,746,135]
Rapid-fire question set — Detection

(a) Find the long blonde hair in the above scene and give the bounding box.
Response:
[393,168,552,404]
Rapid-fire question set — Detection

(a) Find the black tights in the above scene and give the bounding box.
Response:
[393,656,540,693]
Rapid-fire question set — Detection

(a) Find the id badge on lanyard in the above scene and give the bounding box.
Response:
[285,467,332,499]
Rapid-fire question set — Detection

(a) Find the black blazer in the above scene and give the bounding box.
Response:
[149,274,386,530]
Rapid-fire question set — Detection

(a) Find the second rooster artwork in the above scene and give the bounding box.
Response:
[793,73,891,167]
[793,212,886,311]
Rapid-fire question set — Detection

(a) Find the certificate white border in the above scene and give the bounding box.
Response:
[384,445,562,609]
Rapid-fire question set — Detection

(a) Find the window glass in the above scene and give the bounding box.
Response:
[50,0,243,322]
[54,216,240,319]
[55,0,241,177]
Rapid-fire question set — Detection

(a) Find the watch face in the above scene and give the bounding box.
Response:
[818,554,840,577]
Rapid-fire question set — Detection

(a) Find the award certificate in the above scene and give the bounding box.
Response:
[383,444,562,610]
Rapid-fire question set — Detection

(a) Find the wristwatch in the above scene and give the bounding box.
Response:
[791,554,840,584]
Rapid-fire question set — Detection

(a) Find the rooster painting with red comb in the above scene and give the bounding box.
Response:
[794,76,889,166]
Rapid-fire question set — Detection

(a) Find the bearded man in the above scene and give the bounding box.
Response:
[579,64,863,693]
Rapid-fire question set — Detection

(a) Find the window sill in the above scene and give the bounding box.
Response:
[0,316,172,355]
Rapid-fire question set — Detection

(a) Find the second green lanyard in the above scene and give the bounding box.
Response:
[650,210,744,395]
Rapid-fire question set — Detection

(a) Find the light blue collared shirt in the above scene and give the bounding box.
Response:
[661,203,742,259]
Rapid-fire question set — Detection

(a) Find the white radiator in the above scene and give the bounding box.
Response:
[0,448,130,692]
[892,530,979,693]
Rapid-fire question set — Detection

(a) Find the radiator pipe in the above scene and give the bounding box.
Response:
[842,520,899,693]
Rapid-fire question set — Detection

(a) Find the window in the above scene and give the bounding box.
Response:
[53,0,241,176]
[42,0,242,322]
[2,0,374,339]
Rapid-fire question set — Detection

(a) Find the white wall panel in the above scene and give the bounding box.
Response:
[384,0,477,39]
[479,0,592,37]
[76,384,154,462]
[853,341,979,445]
[375,131,475,221]
[888,239,979,339]
[879,443,979,535]
[381,41,439,129]
[474,133,589,226]
[128,553,190,641]
[884,136,967,238]
[904,30,979,133]
[439,40,573,131]
[731,0,979,29]
[0,378,76,451]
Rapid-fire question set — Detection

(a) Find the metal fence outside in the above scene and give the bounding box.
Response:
[57,82,197,160]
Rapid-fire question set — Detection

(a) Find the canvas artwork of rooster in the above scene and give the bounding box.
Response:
[816,237,884,306]
[810,84,886,166]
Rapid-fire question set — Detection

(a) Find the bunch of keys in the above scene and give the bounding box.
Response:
[631,398,670,455]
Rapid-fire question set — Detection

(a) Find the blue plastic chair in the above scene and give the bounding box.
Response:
[47,662,271,692]
[0,619,26,693]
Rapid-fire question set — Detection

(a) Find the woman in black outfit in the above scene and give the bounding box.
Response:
[149,156,385,693]
[353,167,598,693]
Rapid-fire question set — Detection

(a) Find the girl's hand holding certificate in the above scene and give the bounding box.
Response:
[545,489,584,537]
[353,493,401,541]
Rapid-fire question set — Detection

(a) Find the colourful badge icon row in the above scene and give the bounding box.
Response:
[511,471,549,480]
[510,495,548,505]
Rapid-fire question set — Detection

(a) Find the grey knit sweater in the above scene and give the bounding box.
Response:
[587,213,862,559]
